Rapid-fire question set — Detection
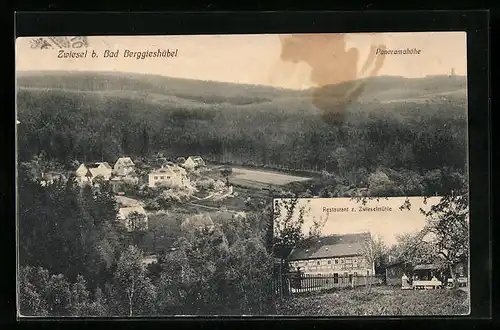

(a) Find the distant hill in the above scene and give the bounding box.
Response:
[16,71,468,178]
[16,71,467,109]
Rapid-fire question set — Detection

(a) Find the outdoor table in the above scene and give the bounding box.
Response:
[413,279,442,290]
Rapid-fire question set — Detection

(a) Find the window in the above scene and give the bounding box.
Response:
[154,176,158,180]
[334,259,338,264]
[160,176,165,179]
[167,176,171,179]
[317,261,320,266]
[367,270,370,275]
[327,260,331,265]
[354,272,358,276]
[333,273,339,284]
[346,258,352,264]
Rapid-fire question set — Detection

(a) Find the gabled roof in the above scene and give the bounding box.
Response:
[288,232,371,261]
[171,165,186,174]
[149,166,175,175]
[118,206,147,218]
[99,162,112,169]
[89,168,108,177]
[413,263,441,271]
[191,156,204,164]
[115,157,135,166]
[115,195,143,207]
[87,162,112,169]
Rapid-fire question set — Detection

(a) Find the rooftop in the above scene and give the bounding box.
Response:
[87,162,112,169]
[118,206,147,218]
[413,264,441,271]
[116,157,134,166]
[288,232,371,261]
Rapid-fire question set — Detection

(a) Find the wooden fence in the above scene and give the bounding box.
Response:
[274,273,384,296]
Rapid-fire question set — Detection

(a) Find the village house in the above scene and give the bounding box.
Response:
[385,257,468,287]
[117,205,148,232]
[181,213,214,232]
[385,259,413,286]
[75,162,112,184]
[148,164,189,188]
[115,195,144,208]
[182,156,205,170]
[40,171,68,186]
[288,232,375,280]
[113,157,135,176]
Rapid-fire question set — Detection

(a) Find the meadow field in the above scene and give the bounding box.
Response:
[277,286,470,316]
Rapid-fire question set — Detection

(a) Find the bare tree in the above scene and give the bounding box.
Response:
[128,211,147,246]
[360,234,386,292]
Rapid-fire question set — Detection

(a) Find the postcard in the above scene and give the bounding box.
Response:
[15,32,469,317]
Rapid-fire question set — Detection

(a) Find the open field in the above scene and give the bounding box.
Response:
[230,167,313,186]
[277,286,469,316]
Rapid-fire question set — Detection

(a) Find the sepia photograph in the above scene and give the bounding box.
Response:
[272,196,469,316]
[15,32,469,317]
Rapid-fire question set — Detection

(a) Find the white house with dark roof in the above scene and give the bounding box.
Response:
[117,205,148,231]
[75,162,112,184]
[182,156,205,170]
[288,232,375,277]
[113,157,135,176]
[148,164,189,188]
[40,171,68,186]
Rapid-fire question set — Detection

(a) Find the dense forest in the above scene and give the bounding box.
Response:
[17,72,468,181]
[18,164,276,316]
[16,72,469,316]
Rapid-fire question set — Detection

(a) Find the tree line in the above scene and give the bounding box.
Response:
[18,164,277,316]
[17,88,467,182]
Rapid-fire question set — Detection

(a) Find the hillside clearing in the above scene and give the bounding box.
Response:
[230,167,312,186]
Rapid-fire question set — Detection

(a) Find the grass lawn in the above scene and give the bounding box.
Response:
[277,286,469,316]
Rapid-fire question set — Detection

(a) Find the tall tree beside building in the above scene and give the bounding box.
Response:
[422,190,469,288]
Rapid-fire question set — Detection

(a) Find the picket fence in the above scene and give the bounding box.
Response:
[273,273,384,297]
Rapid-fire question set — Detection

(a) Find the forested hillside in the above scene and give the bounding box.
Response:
[16,71,468,193]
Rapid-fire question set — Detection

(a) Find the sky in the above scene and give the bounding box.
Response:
[274,197,442,247]
[16,32,467,90]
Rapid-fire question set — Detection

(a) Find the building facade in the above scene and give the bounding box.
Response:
[288,232,375,278]
[182,156,205,170]
[117,206,148,232]
[148,165,189,188]
[75,162,112,184]
[385,260,413,286]
[113,157,135,176]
